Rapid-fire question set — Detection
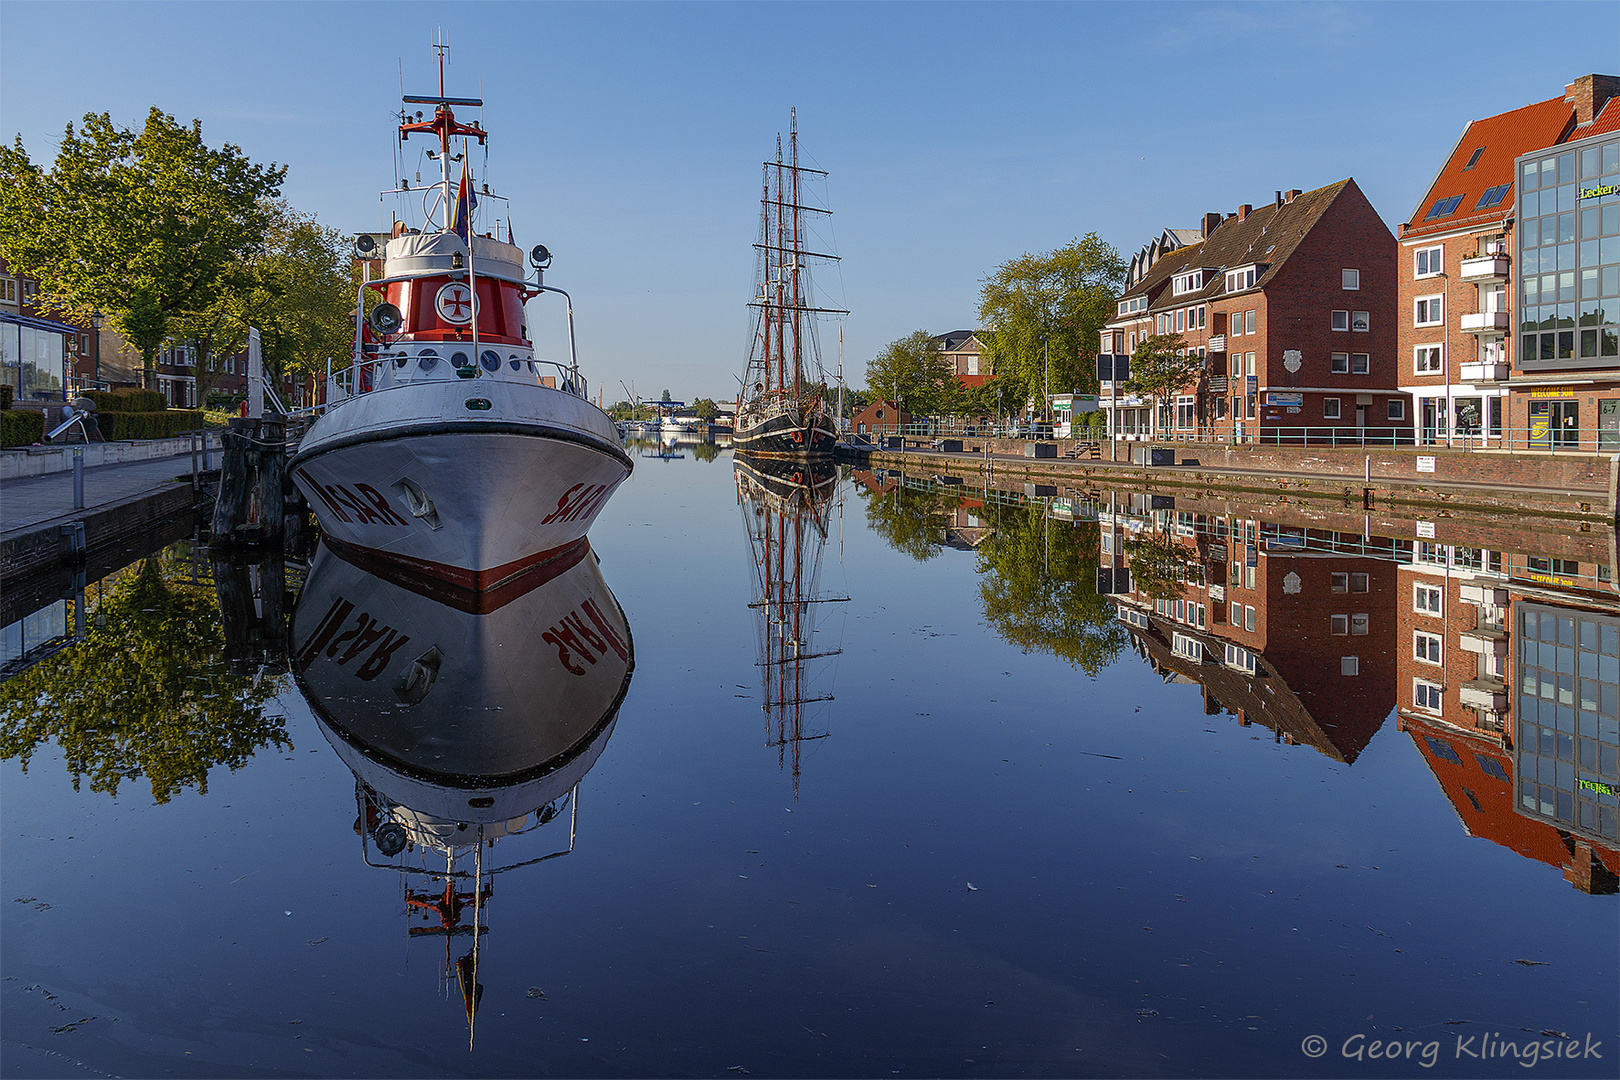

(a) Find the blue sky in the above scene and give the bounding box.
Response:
[3,2,1616,401]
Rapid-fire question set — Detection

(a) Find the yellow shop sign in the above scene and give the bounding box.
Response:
[1529,386,1576,398]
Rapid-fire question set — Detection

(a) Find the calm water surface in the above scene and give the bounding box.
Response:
[2,448,1616,1078]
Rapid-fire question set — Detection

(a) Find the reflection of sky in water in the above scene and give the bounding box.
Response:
[2,451,1616,1078]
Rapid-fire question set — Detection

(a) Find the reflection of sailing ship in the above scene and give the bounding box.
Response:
[289,540,633,1045]
[735,454,847,795]
[733,109,844,459]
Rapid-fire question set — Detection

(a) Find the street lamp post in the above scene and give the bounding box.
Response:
[90,310,103,391]
[1041,336,1050,429]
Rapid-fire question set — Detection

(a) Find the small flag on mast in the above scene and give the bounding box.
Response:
[451,159,477,243]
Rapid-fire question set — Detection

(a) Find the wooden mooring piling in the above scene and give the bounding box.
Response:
[211,416,311,552]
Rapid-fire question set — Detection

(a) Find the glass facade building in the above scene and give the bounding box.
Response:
[1517,134,1620,371]
[1,316,67,400]
[1515,601,1620,846]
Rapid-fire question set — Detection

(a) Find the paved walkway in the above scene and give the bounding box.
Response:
[1,452,203,536]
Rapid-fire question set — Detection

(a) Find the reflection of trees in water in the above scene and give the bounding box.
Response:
[0,554,288,803]
[974,507,1125,676]
[859,484,955,562]
[689,441,722,463]
[1121,529,1203,601]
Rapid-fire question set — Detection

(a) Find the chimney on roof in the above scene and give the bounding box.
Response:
[1275,190,1283,208]
[1237,204,1252,222]
[1284,189,1301,204]
[1566,74,1620,127]
[1201,212,1221,238]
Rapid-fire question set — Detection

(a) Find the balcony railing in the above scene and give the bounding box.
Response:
[1205,335,1226,352]
[1458,254,1510,282]
[1458,361,1510,382]
[1460,311,1511,333]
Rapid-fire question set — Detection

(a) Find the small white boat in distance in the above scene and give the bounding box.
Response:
[290,50,630,593]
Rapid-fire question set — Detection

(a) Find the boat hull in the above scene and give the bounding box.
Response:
[290,381,631,590]
[733,410,838,458]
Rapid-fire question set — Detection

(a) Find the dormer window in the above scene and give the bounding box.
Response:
[1172,269,1207,296]
[1423,194,1464,220]
[1116,295,1148,316]
[1224,266,1258,293]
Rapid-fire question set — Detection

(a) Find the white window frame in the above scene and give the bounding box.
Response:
[1414,678,1444,713]
[1414,630,1444,665]
[1351,572,1369,593]
[1172,632,1203,661]
[1342,268,1360,290]
[1351,613,1369,636]
[1176,396,1195,428]
[1414,296,1444,327]
[1351,353,1369,375]
[1415,246,1444,278]
[1389,398,1407,421]
[1225,266,1257,293]
[1324,398,1341,419]
[1331,352,1349,373]
[1414,583,1443,615]
[1172,270,1205,296]
[1330,571,1349,593]
[1331,614,1349,635]
[1351,311,1369,332]
[1341,656,1360,676]
[0,278,15,304]
[1245,310,1256,335]
[1415,345,1444,374]
[1224,642,1257,673]
[1244,605,1256,632]
[1331,310,1349,331]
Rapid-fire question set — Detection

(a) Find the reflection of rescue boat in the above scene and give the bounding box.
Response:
[291,531,634,1047]
[290,49,630,593]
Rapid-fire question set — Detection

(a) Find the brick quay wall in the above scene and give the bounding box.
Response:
[848,438,1620,522]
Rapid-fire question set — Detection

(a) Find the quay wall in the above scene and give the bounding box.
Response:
[852,441,1618,521]
[1,433,222,481]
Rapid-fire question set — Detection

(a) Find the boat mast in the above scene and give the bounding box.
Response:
[773,135,786,398]
[789,108,803,398]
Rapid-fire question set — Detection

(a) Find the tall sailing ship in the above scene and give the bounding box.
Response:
[289,44,631,593]
[733,110,845,459]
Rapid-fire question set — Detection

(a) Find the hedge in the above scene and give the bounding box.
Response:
[2,409,45,447]
[83,389,169,413]
[97,410,205,440]
[1,385,13,410]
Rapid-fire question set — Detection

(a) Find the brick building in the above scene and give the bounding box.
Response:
[852,398,910,436]
[1098,180,1407,444]
[930,330,989,389]
[1103,503,1399,761]
[1398,73,1620,447]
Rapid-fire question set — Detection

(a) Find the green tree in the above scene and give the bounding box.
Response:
[859,482,955,562]
[661,389,672,402]
[977,235,1125,413]
[239,205,355,383]
[975,504,1125,675]
[1122,527,1204,601]
[1123,332,1201,438]
[0,554,289,803]
[0,108,287,390]
[865,330,954,416]
[691,398,720,421]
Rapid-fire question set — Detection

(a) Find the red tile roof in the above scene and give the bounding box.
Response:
[1403,95,1574,239]
[1586,94,1620,136]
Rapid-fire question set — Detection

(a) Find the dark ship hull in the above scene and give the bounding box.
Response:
[732,410,838,458]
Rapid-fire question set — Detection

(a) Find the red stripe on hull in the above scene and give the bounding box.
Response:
[320,534,592,614]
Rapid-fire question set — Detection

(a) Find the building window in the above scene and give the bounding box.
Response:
[1415,583,1443,614]
[1244,605,1256,632]
[1342,269,1360,290]
[1415,296,1444,327]
[1173,270,1205,295]
[1475,184,1511,210]
[1331,571,1349,593]
[1415,246,1443,277]
[1389,399,1407,421]
[1332,310,1349,331]
[1225,642,1257,673]
[1196,306,1206,330]
[21,279,36,304]
[1331,352,1349,373]
[1352,311,1369,331]
[1351,353,1369,375]
[1175,309,1184,333]
[1225,266,1257,292]
[1415,345,1443,374]
[1324,398,1341,419]
[1176,397,1195,428]
[1351,613,1369,635]
[1341,656,1360,676]
[1350,572,1368,592]
[1331,614,1349,635]
[0,278,15,303]
[1414,679,1444,712]
[1245,310,1256,335]
[1424,195,1463,221]
[1172,632,1203,661]
[1414,630,1443,664]
[1463,147,1485,170]
[966,355,978,376]
[1230,600,1242,625]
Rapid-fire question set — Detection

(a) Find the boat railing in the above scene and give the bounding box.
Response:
[320,351,590,412]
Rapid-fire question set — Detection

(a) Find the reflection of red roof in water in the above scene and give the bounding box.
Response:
[1404,714,1619,893]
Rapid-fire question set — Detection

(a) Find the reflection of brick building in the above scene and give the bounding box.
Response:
[1405,712,1617,893]
[1109,507,1398,762]
[1395,542,1512,745]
